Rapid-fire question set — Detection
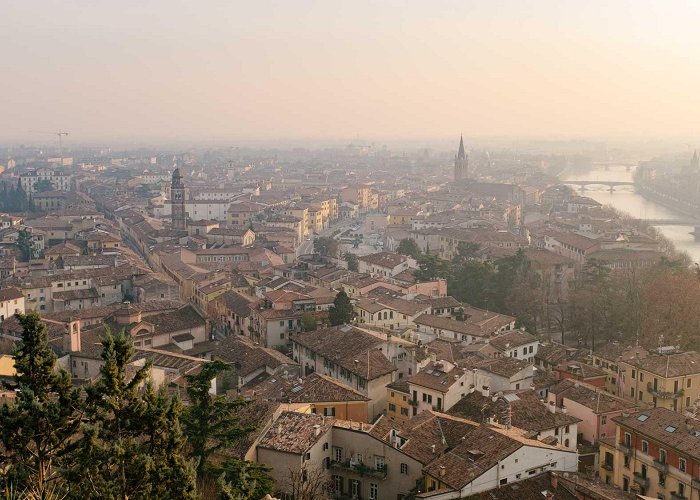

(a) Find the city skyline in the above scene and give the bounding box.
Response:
[2,1,700,143]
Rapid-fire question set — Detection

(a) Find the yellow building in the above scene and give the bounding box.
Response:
[385,380,411,422]
[618,351,700,413]
[599,407,700,499]
[592,343,649,396]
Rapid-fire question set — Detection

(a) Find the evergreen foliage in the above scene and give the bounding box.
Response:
[328,291,353,326]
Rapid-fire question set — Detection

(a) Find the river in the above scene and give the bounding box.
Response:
[561,166,700,263]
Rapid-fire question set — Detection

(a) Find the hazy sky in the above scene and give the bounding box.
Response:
[2,1,699,144]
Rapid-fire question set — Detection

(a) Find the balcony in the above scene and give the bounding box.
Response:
[652,459,669,472]
[647,382,684,400]
[617,443,633,455]
[633,472,649,489]
[330,460,387,479]
[602,463,614,472]
[408,399,419,407]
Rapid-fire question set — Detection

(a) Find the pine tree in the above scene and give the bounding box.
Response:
[217,459,274,500]
[181,360,251,477]
[0,312,82,495]
[328,291,353,325]
[67,330,197,499]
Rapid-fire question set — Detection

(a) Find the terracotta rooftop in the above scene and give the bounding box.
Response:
[291,325,396,380]
[488,330,538,352]
[448,390,581,432]
[250,372,368,404]
[258,411,332,454]
[624,351,700,378]
[213,335,296,377]
[550,379,636,414]
[407,361,465,393]
[357,251,409,269]
[369,411,478,465]
[613,408,700,461]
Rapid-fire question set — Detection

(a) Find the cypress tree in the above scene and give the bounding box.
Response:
[328,291,353,325]
[67,330,197,499]
[0,312,82,496]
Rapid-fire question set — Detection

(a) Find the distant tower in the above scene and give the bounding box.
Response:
[171,167,187,231]
[692,149,699,172]
[454,135,468,181]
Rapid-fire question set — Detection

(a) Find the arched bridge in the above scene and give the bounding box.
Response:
[562,180,634,192]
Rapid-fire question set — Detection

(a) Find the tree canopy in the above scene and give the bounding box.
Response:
[329,291,353,326]
[396,238,420,258]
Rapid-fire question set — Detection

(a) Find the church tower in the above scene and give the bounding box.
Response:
[171,167,187,231]
[692,150,699,172]
[454,135,468,181]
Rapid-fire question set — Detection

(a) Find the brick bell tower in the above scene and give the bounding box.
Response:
[171,167,187,231]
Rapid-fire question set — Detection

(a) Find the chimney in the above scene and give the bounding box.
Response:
[548,401,556,414]
[482,386,490,397]
[438,465,446,477]
[561,405,567,414]
[313,424,321,437]
[550,471,558,490]
[431,444,436,454]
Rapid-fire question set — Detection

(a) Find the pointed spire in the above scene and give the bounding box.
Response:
[692,149,699,168]
[457,135,466,160]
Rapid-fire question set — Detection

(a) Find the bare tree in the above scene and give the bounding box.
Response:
[283,464,333,500]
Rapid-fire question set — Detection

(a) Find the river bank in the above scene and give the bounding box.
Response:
[560,166,700,263]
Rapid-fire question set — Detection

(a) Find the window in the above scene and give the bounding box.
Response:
[565,425,570,433]
[388,403,396,412]
[324,407,335,417]
[350,479,360,499]
[400,463,408,474]
[334,447,343,462]
[333,475,342,494]
[631,369,636,379]
[369,483,378,500]
[601,415,607,425]
[680,457,687,472]
[422,393,433,404]
[375,456,385,470]
[624,432,631,447]
[642,440,648,453]
[400,407,409,416]
[679,482,686,496]
[659,449,667,464]
[323,442,328,451]
[639,373,644,382]
[688,379,693,388]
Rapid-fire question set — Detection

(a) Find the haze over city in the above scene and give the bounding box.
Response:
[3,1,700,145]
[4,3,700,500]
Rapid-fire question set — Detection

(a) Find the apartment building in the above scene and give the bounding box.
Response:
[599,407,700,499]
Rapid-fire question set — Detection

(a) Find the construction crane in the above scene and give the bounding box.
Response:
[29,130,69,163]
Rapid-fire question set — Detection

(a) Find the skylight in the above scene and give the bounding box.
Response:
[636,414,649,422]
[664,425,677,433]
